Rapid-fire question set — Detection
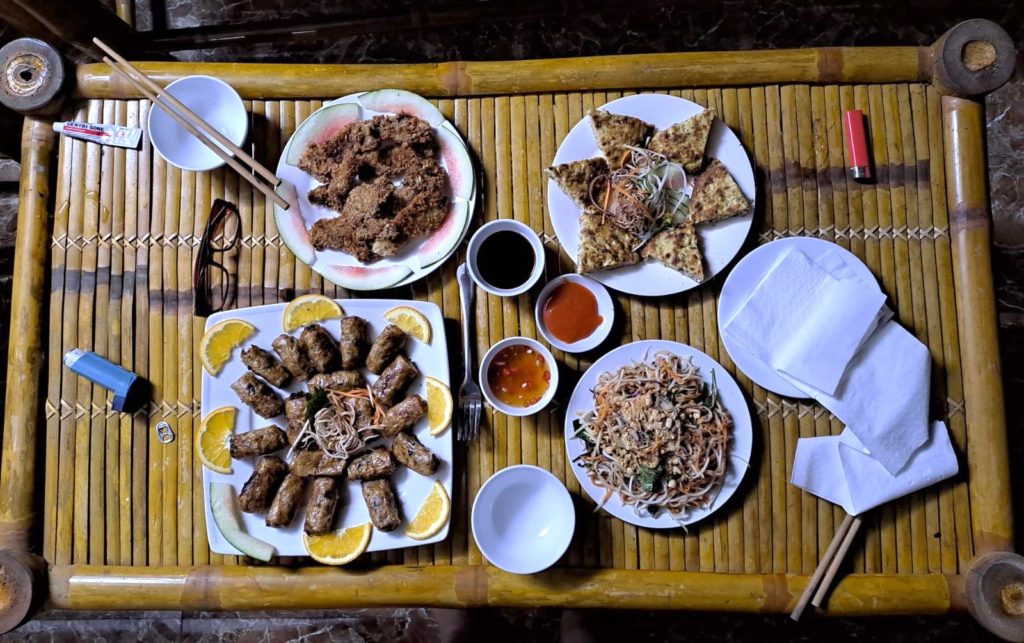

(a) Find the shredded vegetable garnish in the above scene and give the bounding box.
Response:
[288,386,384,460]
[573,351,731,521]
[588,145,691,248]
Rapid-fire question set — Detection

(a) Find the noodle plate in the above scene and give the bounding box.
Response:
[572,351,731,522]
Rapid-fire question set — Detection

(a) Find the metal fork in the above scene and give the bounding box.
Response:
[456,263,482,442]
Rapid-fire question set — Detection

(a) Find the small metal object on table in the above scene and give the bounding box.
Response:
[456,263,481,442]
[155,421,175,444]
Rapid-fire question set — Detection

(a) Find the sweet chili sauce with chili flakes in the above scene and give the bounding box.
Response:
[487,344,551,408]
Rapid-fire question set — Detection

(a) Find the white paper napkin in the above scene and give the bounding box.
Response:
[784,320,931,475]
[791,421,958,515]
[723,249,888,396]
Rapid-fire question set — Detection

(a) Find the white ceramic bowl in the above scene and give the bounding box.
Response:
[148,75,248,172]
[479,337,558,417]
[466,219,545,297]
[471,465,575,574]
[535,274,614,353]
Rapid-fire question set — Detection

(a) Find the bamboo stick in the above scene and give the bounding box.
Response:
[929,84,973,571]
[942,95,1013,554]
[147,134,167,566]
[911,84,958,574]
[115,99,134,566]
[192,163,212,568]
[176,164,196,566]
[75,48,928,99]
[44,122,73,564]
[48,565,958,615]
[98,98,117,565]
[0,116,56,554]
[249,101,267,308]
[133,100,152,565]
[75,100,103,565]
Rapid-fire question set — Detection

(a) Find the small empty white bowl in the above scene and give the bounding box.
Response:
[466,219,545,297]
[148,75,248,172]
[479,337,558,417]
[535,274,614,353]
[472,465,575,574]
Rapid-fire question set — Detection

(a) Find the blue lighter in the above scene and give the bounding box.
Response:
[63,349,146,412]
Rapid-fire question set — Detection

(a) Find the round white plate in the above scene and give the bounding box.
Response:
[563,339,752,528]
[471,465,575,574]
[548,94,756,297]
[275,92,477,291]
[718,237,881,398]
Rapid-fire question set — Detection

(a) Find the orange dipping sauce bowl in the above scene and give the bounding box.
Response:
[535,275,614,353]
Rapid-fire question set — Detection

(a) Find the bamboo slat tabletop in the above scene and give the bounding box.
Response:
[40,83,976,578]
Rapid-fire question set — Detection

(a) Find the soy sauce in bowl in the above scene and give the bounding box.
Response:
[477,230,535,290]
[467,219,545,297]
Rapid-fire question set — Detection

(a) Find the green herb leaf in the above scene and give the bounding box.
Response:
[701,370,719,410]
[637,465,663,492]
[305,388,328,423]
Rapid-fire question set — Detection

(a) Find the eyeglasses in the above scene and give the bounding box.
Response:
[193,199,241,317]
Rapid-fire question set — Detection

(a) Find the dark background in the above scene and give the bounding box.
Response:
[0,1,1020,640]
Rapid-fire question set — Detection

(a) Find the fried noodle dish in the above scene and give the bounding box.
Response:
[572,351,731,520]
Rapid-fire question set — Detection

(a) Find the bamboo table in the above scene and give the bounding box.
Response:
[2,18,1021,637]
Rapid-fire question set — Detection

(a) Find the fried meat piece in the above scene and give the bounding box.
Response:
[240,345,291,388]
[231,372,284,419]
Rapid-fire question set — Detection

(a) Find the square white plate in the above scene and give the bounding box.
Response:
[201,299,452,557]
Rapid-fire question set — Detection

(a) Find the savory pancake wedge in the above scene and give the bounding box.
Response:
[641,224,704,282]
[688,159,750,224]
[589,110,653,169]
[576,208,641,273]
[647,108,715,173]
[546,157,609,209]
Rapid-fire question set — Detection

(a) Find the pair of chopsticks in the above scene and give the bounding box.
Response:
[93,38,289,211]
[790,513,864,621]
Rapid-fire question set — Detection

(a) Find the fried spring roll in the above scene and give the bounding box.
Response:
[272,333,315,381]
[290,450,323,477]
[266,472,306,527]
[229,425,288,458]
[238,456,288,513]
[240,345,291,388]
[380,395,427,437]
[303,477,340,535]
[290,451,348,477]
[300,324,341,373]
[284,392,311,446]
[231,372,284,419]
[362,479,400,532]
[347,449,396,481]
[340,316,369,369]
[308,370,364,393]
[370,355,419,408]
[352,397,376,430]
[366,324,407,374]
[391,431,439,476]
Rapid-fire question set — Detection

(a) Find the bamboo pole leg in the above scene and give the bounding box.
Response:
[965,551,1024,642]
[942,96,1013,555]
[0,116,56,632]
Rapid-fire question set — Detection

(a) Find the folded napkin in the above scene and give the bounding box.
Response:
[791,421,958,515]
[723,249,888,396]
[724,247,930,474]
[789,321,931,475]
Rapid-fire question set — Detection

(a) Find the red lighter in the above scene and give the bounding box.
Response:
[843,110,872,180]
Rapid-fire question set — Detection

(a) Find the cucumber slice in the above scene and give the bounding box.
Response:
[209,482,275,562]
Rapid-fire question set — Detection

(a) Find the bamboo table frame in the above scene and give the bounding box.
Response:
[1,19,1020,636]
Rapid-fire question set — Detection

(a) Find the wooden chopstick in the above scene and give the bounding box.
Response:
[100,56,289,211]
[811,515,863,607]
[790,513,856,621]
[93,37,281,189]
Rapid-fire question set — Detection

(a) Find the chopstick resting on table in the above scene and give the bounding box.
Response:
[94,38,288,211]
[790,513,864,621]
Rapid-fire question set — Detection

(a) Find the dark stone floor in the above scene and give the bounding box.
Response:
[0,1,1022,641]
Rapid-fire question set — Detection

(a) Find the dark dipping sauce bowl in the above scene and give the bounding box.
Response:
[466,219,545,297]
